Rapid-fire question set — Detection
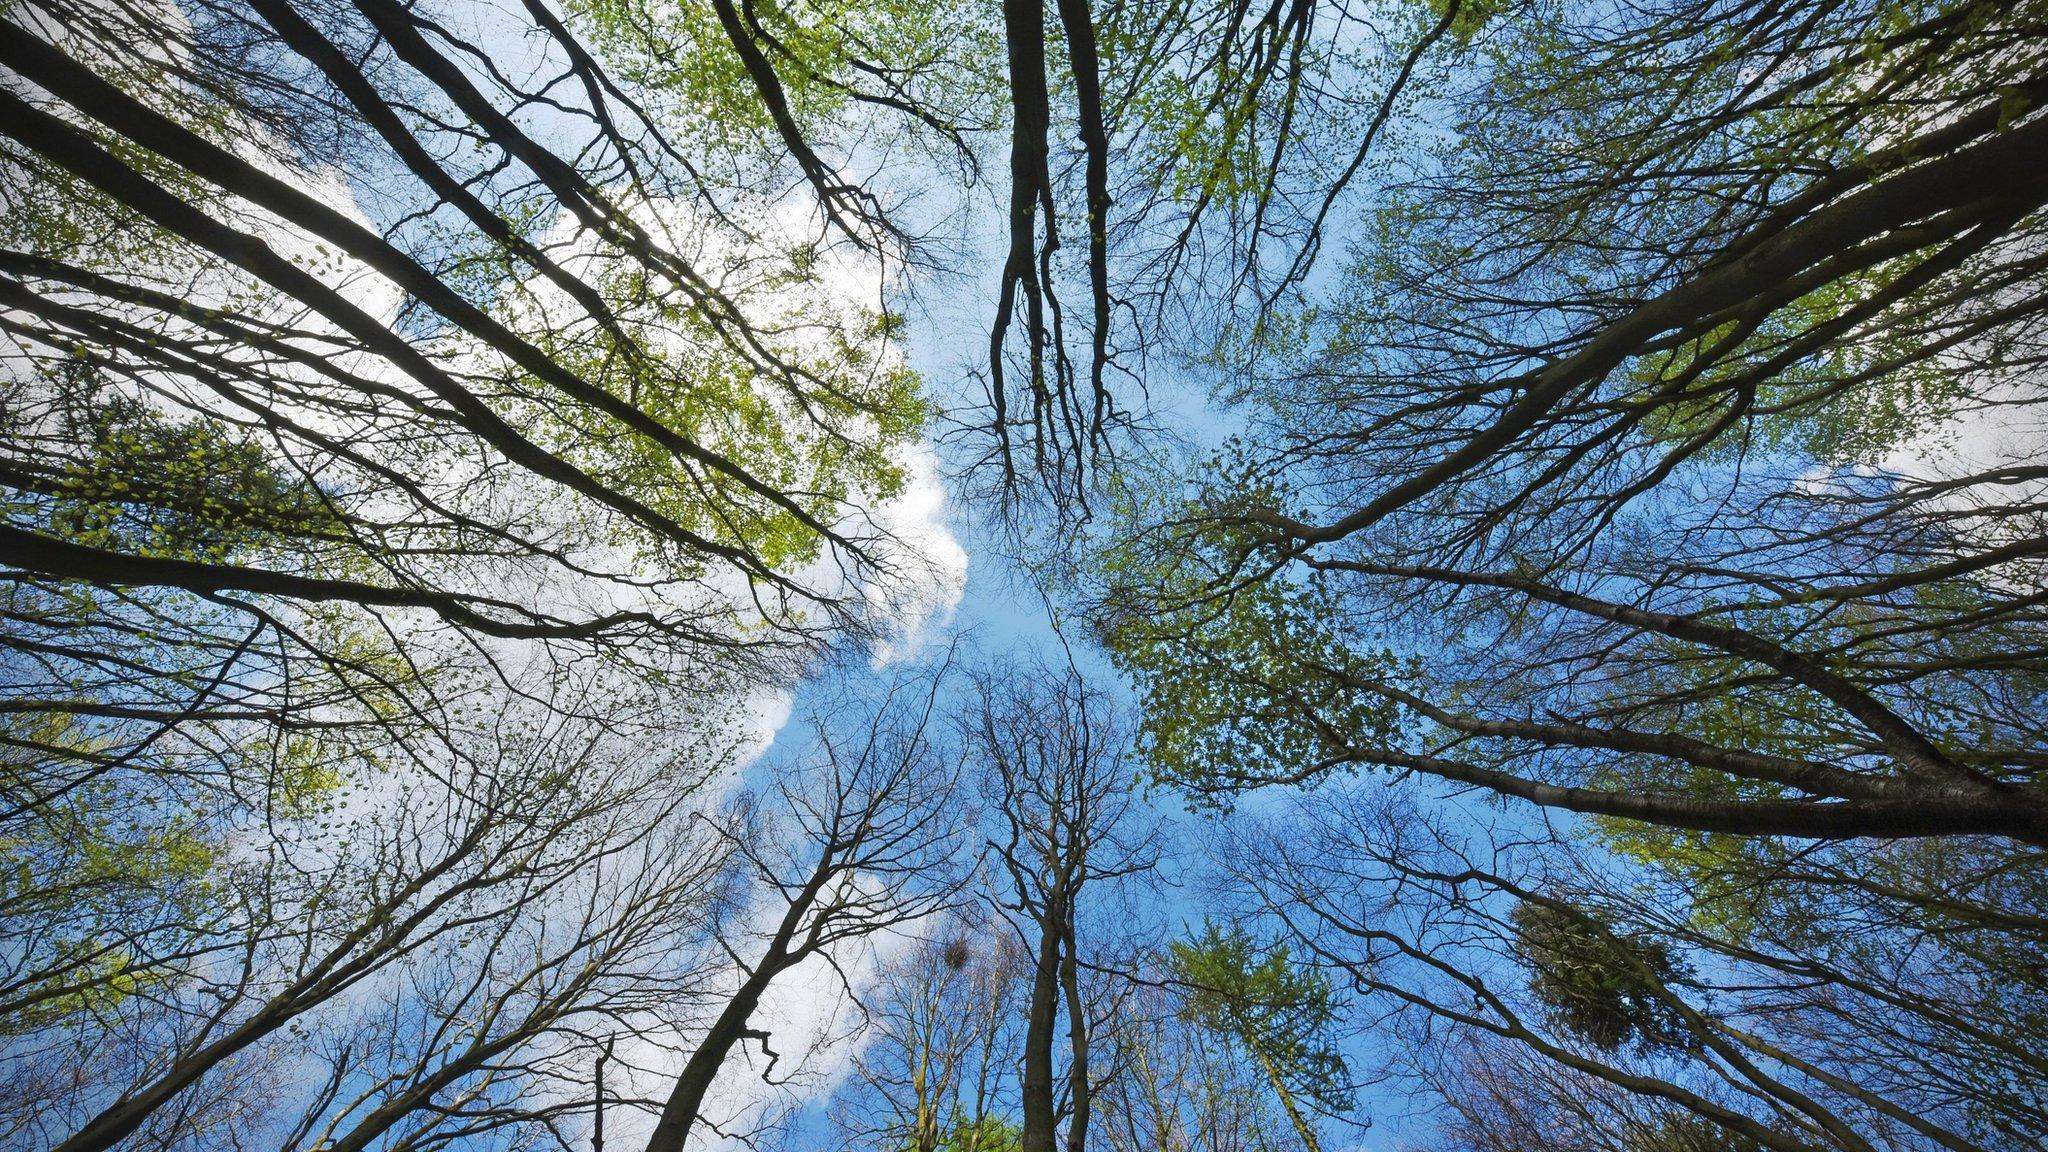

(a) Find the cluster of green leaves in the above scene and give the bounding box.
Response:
[1095,462,1404,805]
[1102,2,1342,207]
[569,0,1001,157]
[510,262,927,572]
[31,368,343,564]
[0,714,221,1037]
[1509,902,1693,1054]
[1167,920,1352,1116]
[909,1111,1023,1152]
[1621,258,1972,468]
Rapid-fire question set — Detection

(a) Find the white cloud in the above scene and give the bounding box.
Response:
[861,441,970,667]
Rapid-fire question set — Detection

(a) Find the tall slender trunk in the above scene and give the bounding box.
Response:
[1244,1026,1319,1152]
[1059,923,1091,1152]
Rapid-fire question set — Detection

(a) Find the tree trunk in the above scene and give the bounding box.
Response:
[1245,1027,1319,1152]
[1019,894,1065,1152]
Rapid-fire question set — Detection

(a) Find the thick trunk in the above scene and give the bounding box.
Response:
[1019,897,1065,1152]
[644,855,830,1152]
[643,967,778,1152]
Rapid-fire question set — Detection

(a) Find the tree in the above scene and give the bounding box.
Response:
[826,924,1029,1152]
[1219,783,2048,1151]
[1098,0,2048,845]
[1,2,952,1146]
[3,669,741,1152]
[970,658,1154,1152]
[640,664,971,1152]
[2,0,931,657]
[1092,980,1293,1152]
[1165,921,1351,1152]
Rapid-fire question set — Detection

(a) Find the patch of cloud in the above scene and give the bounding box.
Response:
[861,441,969,667]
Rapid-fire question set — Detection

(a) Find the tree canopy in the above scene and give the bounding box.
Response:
[3,0,2045,1150]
